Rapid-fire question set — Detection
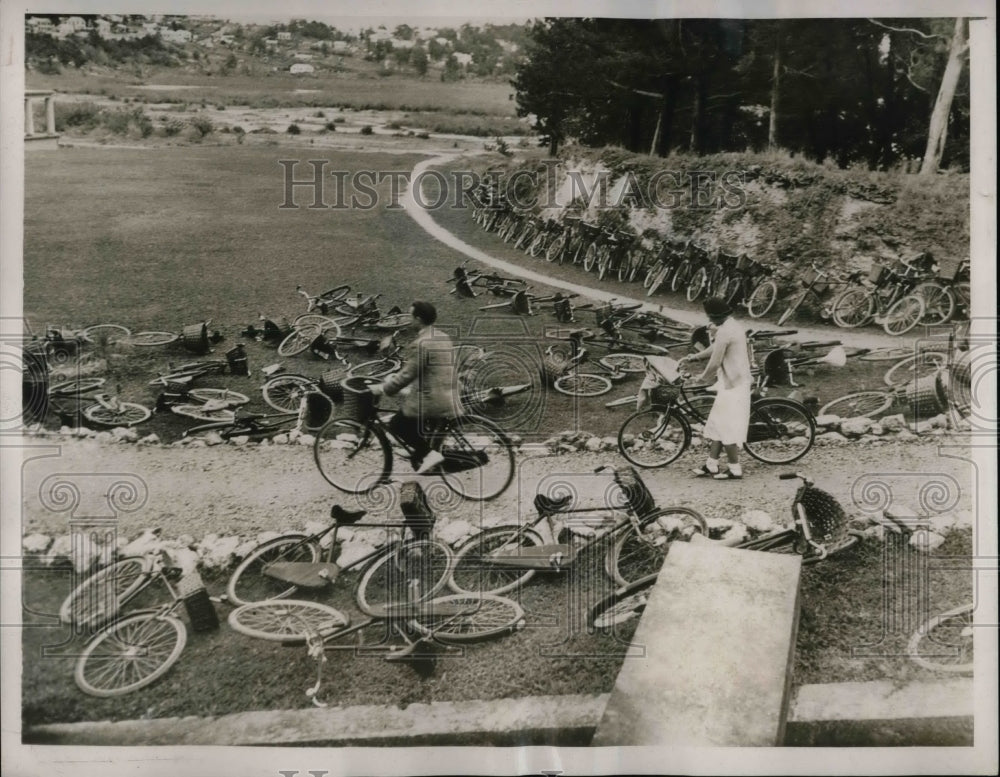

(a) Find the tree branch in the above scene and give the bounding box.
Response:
[607,79,664,99]
[866,18,947,40]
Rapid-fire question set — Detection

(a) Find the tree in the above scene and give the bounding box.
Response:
[411,44,428,76]
[441,54,462,82]
[920,18,969,174]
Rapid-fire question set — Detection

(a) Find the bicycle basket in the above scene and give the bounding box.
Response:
[802,266,825,286]
[868,263,889,285]
[182,322,210,354]
[902,374,946,418]
[319,369,347,399]
[796,486,852,557]
[613,466,657,517]
[177,569,219,632]
[302,390,334,431]
[650,383,681,405]
[332,376,377,423]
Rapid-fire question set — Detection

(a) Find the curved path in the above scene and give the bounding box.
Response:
[402,154,939,351]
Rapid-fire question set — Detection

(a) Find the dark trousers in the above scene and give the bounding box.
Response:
[388,412,444,462]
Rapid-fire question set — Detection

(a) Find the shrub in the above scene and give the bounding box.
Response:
[55,102,101,132]
[188,115,214,138]
[162,119,184,137]
[216,104,227,111]
[287,123,301,135]
[333,117,345,124]
[385,121,402,130]
[416,132,430,139]
[314,110,325,118]
[324,121,337,132]
[360,125,373,135]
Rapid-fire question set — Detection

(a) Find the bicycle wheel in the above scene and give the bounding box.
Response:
[776,289,810,327]
[49,377,107,397]
[606,507,708,586]
[581,242,598,272]
[262,374,315,413]
[908,603,973,674]
[553,373,613,397]
[743,398,816,465]
[617,408,691,468]
[747,279,778,319]
[830,288,875,328]
[228,600,349,644]
[75,611,186,697]
[171,404,236,422]
[186,388,250,405]
[292,314,343,340]
[355,539,454,617]
[545,235,566,263]
[683,393,716,425]
[616,251,631,283]
[514,224,535,250]
[128,331,179,347]
[83,401,151,427]
[686,267,708,302]
[528,231,548,258]
[438,415,514,501]
[884,351,947,388]
[819,391,894,418]
[882,294,925,336]
[313,419,392,495]
[643,261,663,290]
[589,575,657,630]
[411,593,524,644]
[599,353,647,374]
[448,526,546,595]
[365,313,411,332]
[912,282,955,326]
[347,358,402,379]
[80,324,131,346]
[227,534,322,606]
[318,285,352,304]
[670,261,691,293]
[858,347,914,362]
[277,328,317,357]
[59,557,149,629]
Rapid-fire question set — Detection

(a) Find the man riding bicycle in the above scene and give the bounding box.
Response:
[369,301,460,474]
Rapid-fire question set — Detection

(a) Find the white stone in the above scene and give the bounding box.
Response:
[94,431,114,444]
[814,414,840,428]
[879,413,906,432]
[584,437,603,452]
[909,530,947,552]
[298,434,316,447]
[721,524,749,545]
[839,417,873,437]
[707,516,736,533]
[868,423,884,436]
[817,431,848,445]
[22,533,52,554]
[929,514,957,535]
[111,426,139,442]
[231,435,250,446]
[47,534,73,564]
[137,433,161,445]
[187,439,207,447]
[122,528,164,558]
[336,537,381,567]
[198,534,241,569]
[738,509,775,533]
[273,433,289,445]
[202,430,224,446]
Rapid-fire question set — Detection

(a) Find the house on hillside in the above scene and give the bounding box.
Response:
[161,29,192,43]
[453,52,473,67]
[277,31,292,41]
[289,63,315,74]
[331,40,350,53]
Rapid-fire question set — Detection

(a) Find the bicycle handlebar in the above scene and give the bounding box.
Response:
[778,472,799,480]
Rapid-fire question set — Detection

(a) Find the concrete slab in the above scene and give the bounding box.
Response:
[592,541,802,746]
[25,693,609,747]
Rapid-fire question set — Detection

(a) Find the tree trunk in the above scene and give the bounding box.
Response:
[655,77,677,156]
[768,27,781,150]
[689,75,706,153]
[920,17,968,175]
[548,133,559,157]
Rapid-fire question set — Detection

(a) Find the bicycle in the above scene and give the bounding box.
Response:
[829,259,927,336]
[911,258,970,326]
[295,283,352,314]
[908,602,973,674]
[154,384,251,422]
[47,378,151,427]
[776,263,837,327]
[313,377,515,501]
[62,548,219,697]
[448,465,707,595]
[183,407,305,441]
[226,496,454,610]
[589,471,860,628]
[228,592,524,707]
[540,332,636,397]
[719,253,779,319]
[545,216,591,265]
[686,247,735,303]
[24,323,134,360]
[147,358,229,388]
[617,356,816,468]
[669,241,713,295]
[644,239,689,296]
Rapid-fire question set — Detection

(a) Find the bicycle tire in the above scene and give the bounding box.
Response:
[643,261,664,290]
[599,353,647,374]
[528,231,548,258]
[228,600,349,644]
[292,314,343,339]
[830,288,875,328]
[912,282,955,326]
[354,539,454,617]
[742,397,816,465]
[907,602,973,674]
[437,415,515,501]
[227,534,322,606]
[171,404,236,422]
[410,593,525,644]
[545,235,566,263]
[314,418,392,494]
[514,224,535,250]
[49,377,107,397]
[884,351,947,388]
[746,279,778,319]
[858,347,913,362]
[670,260,692,293]
[776,289,810,327]
[589,575,657,630]
[606,507,708,586]
[83,400,151,427]
[686,266,708,302]
[819,391,894,418]
[75,610,186,697]
[554,373,613,397]
[882,294,925,336]
[364,313,411,332]
[184,412,298,441]
[262,374,316,413]
[347,358,402,379]
[617,408,691,468]
[80,324,131,346]
[129,331,179,347]
[186,388,250,405]
[59,557,149,629]
[277,328,316,357]
[448,526,546,595]
[317,285,352,304]
[737,528,859,563]
[617,251,632,283]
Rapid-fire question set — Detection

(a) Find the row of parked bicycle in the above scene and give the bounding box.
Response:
[469,185,971,336]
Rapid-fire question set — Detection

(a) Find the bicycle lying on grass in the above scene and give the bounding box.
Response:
[47,378,151,427]
[313,377,515,501]
[60,548,219,697]
[588,471,860,628]
[447,465,707,596]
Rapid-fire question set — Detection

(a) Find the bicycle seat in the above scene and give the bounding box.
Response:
[534,493,573,515]
[330,504,366,524]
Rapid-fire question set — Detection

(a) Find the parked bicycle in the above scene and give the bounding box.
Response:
[313,377,515,501]
[47,378,151,427]
[448,465,707,595]
[829,258,927,335]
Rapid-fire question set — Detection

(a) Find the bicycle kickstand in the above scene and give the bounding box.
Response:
[304,635,330,708]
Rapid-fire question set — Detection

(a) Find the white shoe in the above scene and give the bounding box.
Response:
[415,450,445,474]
